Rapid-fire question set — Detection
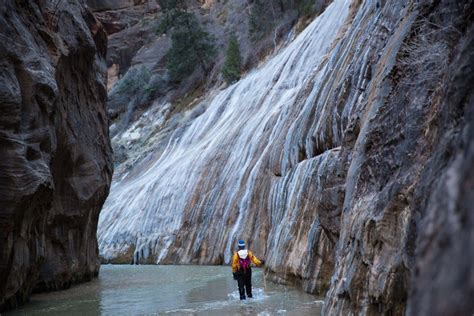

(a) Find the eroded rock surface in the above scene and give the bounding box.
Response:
[97,0,472,315]
[323,1,474,314]
[0,0,113,311]
[92,0,331,148]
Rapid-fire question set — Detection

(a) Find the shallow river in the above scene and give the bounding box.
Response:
[9,265,323,315]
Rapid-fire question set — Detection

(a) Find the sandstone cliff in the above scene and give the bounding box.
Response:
[88,0,330,146]
[0,0,113,311]
[98,0,473,314]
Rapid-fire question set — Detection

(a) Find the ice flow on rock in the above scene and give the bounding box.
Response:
[98,0,352,266]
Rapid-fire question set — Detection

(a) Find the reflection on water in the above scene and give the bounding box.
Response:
[8,265,323,315]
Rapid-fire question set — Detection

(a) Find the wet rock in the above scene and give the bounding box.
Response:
[98,0,472,315]
[0,0,113,311]
[98,0,352,273]
[406,17,474,316]
[323,1,474,315]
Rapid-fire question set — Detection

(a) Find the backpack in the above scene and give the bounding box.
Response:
[238,250,251,271]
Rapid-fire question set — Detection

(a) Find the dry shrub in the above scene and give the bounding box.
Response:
[398,18,460,87]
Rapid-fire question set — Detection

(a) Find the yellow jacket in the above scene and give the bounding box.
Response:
[232,250,262,273]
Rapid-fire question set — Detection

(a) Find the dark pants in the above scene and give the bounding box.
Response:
[236,269,252,299]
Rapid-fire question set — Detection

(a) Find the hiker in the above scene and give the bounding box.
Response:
[231,239,265,300]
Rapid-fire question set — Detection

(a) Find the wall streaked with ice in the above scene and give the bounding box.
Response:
[98,0,474,314]
[99,0,352,271]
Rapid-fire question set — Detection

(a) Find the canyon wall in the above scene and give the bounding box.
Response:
[321,0,474,314]
[98,0,473,315]
[89,0,330,142]
[0,0,113,311]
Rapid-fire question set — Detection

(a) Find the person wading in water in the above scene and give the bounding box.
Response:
[231,239,265,300]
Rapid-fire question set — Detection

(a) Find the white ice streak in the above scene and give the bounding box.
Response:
[98,0,351,263]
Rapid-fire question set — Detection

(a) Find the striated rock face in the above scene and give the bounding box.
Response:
[322,0,474,314]
[99,0,352,265]
[98,0,473,315]
[0,0,113,311]
[94,0,331,146]
[405,18,474,315]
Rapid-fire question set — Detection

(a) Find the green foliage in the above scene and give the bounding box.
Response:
[222,35,242,83]
[113,66,151,95]
[112,66,164,104]
[158,4,216,83]
[156,2,189,35]
[249,0,274,41]
[157,0,186,11]
[143,75,165,100]
[295,0,315,16]
[156,15,172,35]
[167,16,216,82]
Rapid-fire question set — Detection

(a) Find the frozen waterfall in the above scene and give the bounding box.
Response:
[98,0,354,265]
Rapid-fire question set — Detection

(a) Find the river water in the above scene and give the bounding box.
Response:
[9,265,323,315]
